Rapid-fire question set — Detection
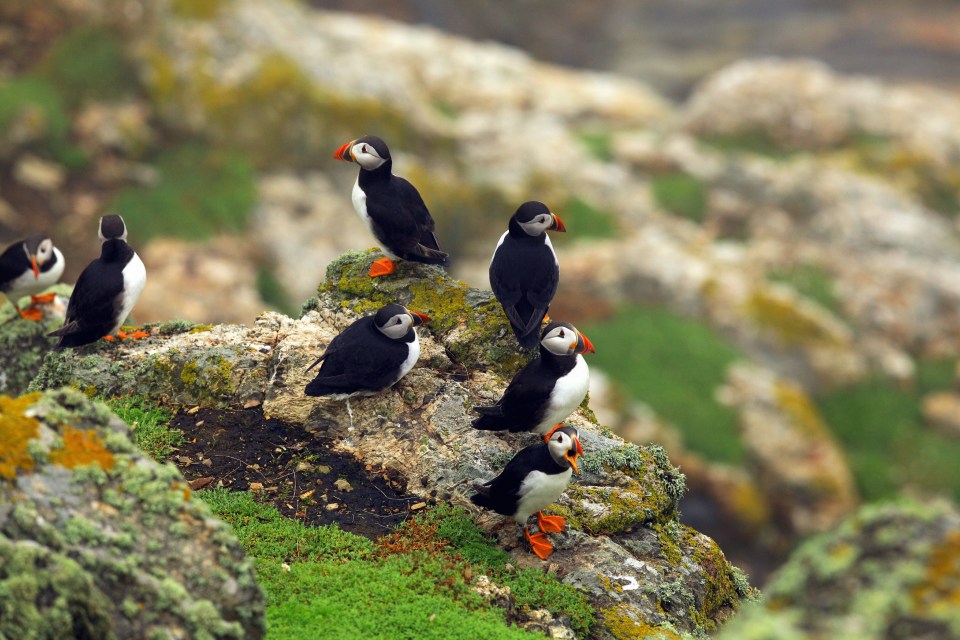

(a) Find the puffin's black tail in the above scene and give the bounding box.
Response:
[513,325,540,350]
[405,245,452,269]
[472,405,508,431]
[470,483,493,509]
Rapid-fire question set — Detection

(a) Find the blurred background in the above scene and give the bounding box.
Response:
[3,0,960,587]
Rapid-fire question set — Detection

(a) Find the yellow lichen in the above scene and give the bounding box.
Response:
[602,605,683,640]
[50,426,115,472]
[0,393,42,479]
[774,382,830,437]
[743,288,842,346]
[912,529,960,615]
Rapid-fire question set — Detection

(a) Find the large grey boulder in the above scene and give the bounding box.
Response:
[0,388,265,639]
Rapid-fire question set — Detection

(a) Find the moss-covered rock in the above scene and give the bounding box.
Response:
[0,285,71,396]
[718,499,960,640]
[0,388,265,639]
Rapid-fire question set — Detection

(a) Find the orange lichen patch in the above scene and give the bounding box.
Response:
[50,426,115,472]
[0,393,42,480]
[912,529,960,614]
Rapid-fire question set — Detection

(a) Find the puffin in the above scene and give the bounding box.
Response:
[304,302,430,423]
[49,215,147,350]
[473,321,594,436]
[489,201,566,348]
[334,135,451,277]
[471,425,583,559]
[0,234,65,320]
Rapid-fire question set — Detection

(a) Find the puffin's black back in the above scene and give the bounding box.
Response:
[49,239,133,350]
[489,222,559,348]
[0,239,29,290]
[304,315,413,397]
[471,442,566,517]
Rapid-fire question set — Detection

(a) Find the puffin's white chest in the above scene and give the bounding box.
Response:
[515,468,573,523]
[544,233,558,267]
[536,356,590,434]
[393,332,420,384]
[352,179,398,259]
[6,247,65,299]
[112,252,146,333]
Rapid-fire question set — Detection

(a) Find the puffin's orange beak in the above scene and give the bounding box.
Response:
[576,331,595,354]
[30,256,39,279]
[550,213,566,233]
[334,140,355,162]
[410,311,431,326]
[565,440,582,474]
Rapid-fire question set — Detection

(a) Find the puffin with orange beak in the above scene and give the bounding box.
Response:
[333,135,450,277]
[0,234,65,320]
[471,425,584,559]
[474,321,594,436]
[489,201,566,348]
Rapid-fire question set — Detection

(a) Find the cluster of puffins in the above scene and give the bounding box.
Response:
[1,135,594,560]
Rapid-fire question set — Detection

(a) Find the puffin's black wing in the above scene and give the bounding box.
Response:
[304,318,410,397]
[490,240,558,347]
[49,259,123,348]
[471,443,551,517]
[366,178,450,266]
[0,242,26,290]
[472,359,549,432]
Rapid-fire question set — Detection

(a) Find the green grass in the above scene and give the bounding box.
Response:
[0,75,87,169]
[650,172,708,223]
[699,130,796,159]
[37,26,138,108]
[578,130,614,162]
[200,491,553,639]
[815,358,960,501]
[555,196,618,240]
[767,264,841,315]
[584,304,745,463]
[106,395,181,462]
[111,143,257,242]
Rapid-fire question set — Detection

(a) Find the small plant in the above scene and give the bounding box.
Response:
[767,263,841,315]
[106,395,181,462]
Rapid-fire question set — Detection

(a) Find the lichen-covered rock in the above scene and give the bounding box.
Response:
[30,251,754,638]
[717,499,960,640]
[0,285,70,396]
[0,388,265,639]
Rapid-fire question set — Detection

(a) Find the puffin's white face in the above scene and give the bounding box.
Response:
[546,427,582,473]
[377,311,417,340]
[25,238,54,269]
[517,212,557,237]
[352,141,388,171]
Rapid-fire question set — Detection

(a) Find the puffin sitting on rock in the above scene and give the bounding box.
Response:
[473,321,594,436]
[489,201,565,348]
[304,302,430,425]
[334,135,451,277]
[472,425,583,559]
[0,234,65,320]
[49,215,147,349]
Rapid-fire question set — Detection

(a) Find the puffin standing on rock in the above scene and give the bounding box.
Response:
[489,201,565,349]
[304,302,430,425]
[334,135,451,277]
[0,234,65,320]
[473,321,594,436]
[49,215,147,350]
[471,425,583,559]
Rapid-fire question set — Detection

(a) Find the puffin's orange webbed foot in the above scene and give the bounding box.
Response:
[17,306,44,321]
[118,328,150,340]
[537,511,567,534]
[30,293,57,304]
[103,335,116,342]
[368,257,395,277]
[524,527,555,560]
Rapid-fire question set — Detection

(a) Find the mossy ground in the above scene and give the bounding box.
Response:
[650,172,709,224]
[105,395,181,462]
[201,490,591,639]
[583,304,745,463]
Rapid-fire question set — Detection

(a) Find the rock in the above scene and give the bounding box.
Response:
[0,284,71,396]
[13,154,65,191]
[717,499,960,640]
[0,388,265,639]
[923,391,960,439]
[28,250,755,638]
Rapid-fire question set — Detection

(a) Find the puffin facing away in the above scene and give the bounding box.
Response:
[489,201,565,348]
[0,234,65,320]
[473,321,594,436]
[304,302,430,399]
[49,215,147,350]
[472,425,583,559]
[334,135,451,277]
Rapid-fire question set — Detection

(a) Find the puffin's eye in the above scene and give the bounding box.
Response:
[362,144,369,154]
[395,318,402,324]
[558,330,565,338]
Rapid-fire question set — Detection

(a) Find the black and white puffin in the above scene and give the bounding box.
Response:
[334,135,451,277]
[49,215,147,350]
[489,201,565,348]
[471,425,583,559]
[473,321,594,436]
[0,234,65,320]
[304,302,430,403]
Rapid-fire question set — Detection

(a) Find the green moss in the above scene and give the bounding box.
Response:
[767,263,841,315]
[651,172,709,223]
[556,195,619,240]
[743,288,843,346]
[699,130,796,159]
[171,0,225,20]
[111,143,257,242]
[106,396,180,462]
[602,604,688,640]
[151,319,197,336]
[37,25,139,108]
[578,130,615,162]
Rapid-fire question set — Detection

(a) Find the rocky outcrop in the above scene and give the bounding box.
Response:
[0,388,265,639]
[717,499,960,640]
[29,250,756,638]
